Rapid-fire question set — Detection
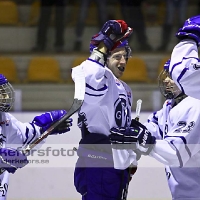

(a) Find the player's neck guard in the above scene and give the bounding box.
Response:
[89,49,107,66]
[171,93,188,107]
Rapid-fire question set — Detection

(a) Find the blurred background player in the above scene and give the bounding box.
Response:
[0,74,72,199]
[109,59,200,200]
[71,20,137,200]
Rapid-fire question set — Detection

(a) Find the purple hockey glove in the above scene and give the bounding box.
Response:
[32,110,73,135]
[90,20,133,51]
[0,148,28,174]
[176,15,200,46]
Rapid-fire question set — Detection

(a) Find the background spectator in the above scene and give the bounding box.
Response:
[73,0,107,52]
[157,0,188,52]
[119,0,152,52]
[32,0,66,52]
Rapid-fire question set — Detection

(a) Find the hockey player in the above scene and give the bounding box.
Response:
[168,14,200,99]
[109,59,200,200]
[0,74,72,199]
[71,20,137,200]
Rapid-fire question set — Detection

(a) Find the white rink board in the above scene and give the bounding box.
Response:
[7,112,171,200]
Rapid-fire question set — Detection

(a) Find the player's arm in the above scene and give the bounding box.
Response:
[10,110,72,147]
[0,125,28,174]
[71,20,132,100]
[170,15,200,99]
[0,147,28,174]
[110,121,188,167]
[109,122,183,166]
[152,102,200,167]
[144,109,165,140]
[110,106,200,167]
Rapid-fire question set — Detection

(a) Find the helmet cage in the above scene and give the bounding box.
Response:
[158,69,181,99]
[0,82,15,112]
[124,45,132,61]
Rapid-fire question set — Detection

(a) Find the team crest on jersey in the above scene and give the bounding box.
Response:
[78,112,88,128]
[114,97,130,127]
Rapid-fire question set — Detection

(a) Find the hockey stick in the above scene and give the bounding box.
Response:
[135,99,142,122]
[23,66,85,154]
[0,66,85,175]
[121,99,142,200]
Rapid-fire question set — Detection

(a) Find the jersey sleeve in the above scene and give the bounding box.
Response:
[144,110,164,140]
[71,58,110,104]
[112,148,138,169]
[169,39,200,99]
[150,100,200,167]
[6,114,44,148]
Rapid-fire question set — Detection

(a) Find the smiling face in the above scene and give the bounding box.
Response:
[106,47,128,78]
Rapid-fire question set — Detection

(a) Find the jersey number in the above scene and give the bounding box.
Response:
[174,121,195,133]
[164,121,195,135]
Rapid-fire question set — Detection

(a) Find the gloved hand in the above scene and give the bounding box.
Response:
[90,20,133,51]
[109,127,138,145]
[32,110,73,135]
[176,15,200,46]
[0,148,28,174]
[109,127,141,160]
[110,120,156,155]
[131,119,156,155]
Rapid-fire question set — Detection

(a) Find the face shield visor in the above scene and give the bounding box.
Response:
[0,82,15,112]
[158,60,182,99]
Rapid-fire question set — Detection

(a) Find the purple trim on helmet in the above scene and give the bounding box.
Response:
[164,59,171,71]
[89,40,129,53]
[116,40,129,48]
[89,44,97,53]
[0,74,8,85]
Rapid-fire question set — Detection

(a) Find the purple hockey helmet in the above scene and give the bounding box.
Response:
[89,40,132,59]
[0,74,8,85]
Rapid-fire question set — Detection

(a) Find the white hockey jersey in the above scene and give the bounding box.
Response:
[0,112,42,200]
[169,39,200,100]
[146,96,200,200]
[72,58,137,169]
